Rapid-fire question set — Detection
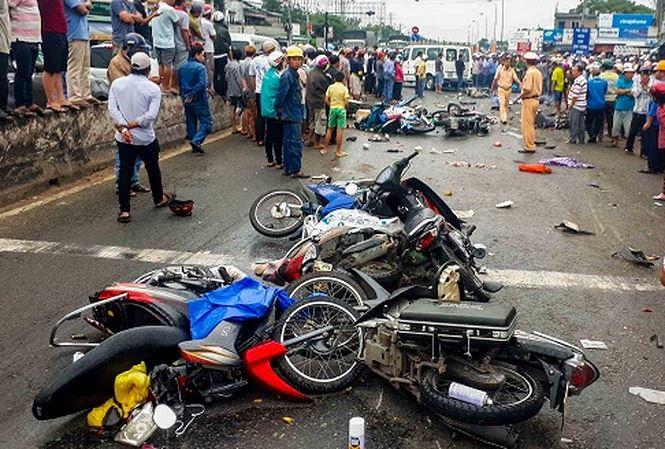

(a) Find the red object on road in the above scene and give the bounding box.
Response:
[519,164,552,174]
[243,341,310,401]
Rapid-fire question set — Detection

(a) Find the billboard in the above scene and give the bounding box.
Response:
[612,13,654,39]
[572,28,591,55]
[543,29,563,43]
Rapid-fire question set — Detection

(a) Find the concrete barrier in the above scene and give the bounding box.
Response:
[0,95,231,207]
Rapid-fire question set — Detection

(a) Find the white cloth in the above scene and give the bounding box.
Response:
[313,209,402,236]
[253,54,270,93]
[108,74,163,146]
[200,17,216,53]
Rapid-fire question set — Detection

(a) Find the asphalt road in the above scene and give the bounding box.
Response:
[0,88,663,449]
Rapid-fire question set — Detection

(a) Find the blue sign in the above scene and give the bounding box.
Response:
[572,28,590,56]
[543,29,563,43]
[612,13,654,39]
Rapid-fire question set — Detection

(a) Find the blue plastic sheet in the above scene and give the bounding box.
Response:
[321,194,356,216]
[187,277,295,339]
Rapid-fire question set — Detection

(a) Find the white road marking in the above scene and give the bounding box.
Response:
[0,237,660,292]
[0,129,233,221]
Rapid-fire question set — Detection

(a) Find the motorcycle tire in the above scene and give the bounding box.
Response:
[420,364,546,426]
[249,190,305,238]
[430,110,449,127]
[273,296,364,394]
[408,121,436,135]
[285,270,368,309]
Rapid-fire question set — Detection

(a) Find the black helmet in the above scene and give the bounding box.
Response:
[123,33,150,57]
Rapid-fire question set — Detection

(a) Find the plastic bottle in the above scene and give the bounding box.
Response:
[448,382,493,406]
[348,417,365,449]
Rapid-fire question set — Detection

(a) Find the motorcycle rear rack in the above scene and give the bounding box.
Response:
[49,293,127,348]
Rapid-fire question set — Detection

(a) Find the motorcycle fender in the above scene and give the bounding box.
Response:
[243,341,309,401]
[513,331,575,361]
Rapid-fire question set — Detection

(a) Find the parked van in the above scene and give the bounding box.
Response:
[231,33,280,57]
[402,45,472,90]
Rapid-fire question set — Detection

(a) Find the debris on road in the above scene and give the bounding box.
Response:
[282,416,294,425]
[642,307,655,313]
[545,144,557,149]
[612,247,657,267]
[561,438,574,444]
[588,182,601,188]
[650,334,663,349]
[369,134,389,142]
[430,148,441,154]
[414,145,424,152]
[346,136,358,142]
[311,174,328,180]
[448,161,497,169]
[332,167,342,172]
[539,157,594,169]
[493,141,502,148]
[555,221,595,235]
[535,139,547,146]
[362,143,370,150]
[441,149,456,154]
[443,191,453,196]
[629,387,665,405]
[580,339,608,350]
[349,417,365,449]
[495,201,513,209]
[518,163,552,174]
[455,209,475,219]
[387,149,401,153]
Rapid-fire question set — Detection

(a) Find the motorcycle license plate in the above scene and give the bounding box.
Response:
[313,261,333,272]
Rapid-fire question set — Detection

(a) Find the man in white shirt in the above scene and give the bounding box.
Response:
[151,0,179,93]
[252,40,276,145]
[199,4,216,88]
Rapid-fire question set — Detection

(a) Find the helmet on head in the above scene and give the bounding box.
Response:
[212,11,224,22]
[602,59,614,70]
[262,40,277,53]
[268,51,284,67]
[123,33,150,57]
[656,60,665,71]
[523,52,538,62]
[286,46,303,58]
[315,54,329,69]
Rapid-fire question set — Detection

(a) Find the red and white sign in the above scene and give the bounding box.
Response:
[516,42,532,53]
[411,26,420,34]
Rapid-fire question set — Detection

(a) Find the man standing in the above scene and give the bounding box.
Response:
[515,52,542,153]
[415,54,427,98]
[260,51,285,169]
[8,0,42,117]
[626,65,651,155]
[172,0,192,88]
[179,45,211,154]
[610,64,635,149]
[550,58,565,115]
[224,48,243,133]
[199,4,215,88]
[65,0,100,108]
[566,64,587,145]
[455,53,465,92]
[239,45,256,139]
[38,0,78,113]
[151,0,180,93]
[110,0,140,54]
[435,52,443,94]
[383,52,395,103]
[108,52,170,223]
[471,55,481,88]
[600,59,619,140]
[211,10,231,97]
[585,65,607,144]
[364,51,375,96]
[0,0,12,122]
[305,54,329,150]
[275,46,307,179]
[374,51,384,99]
[253,40,276,146]
[492,55,520,125]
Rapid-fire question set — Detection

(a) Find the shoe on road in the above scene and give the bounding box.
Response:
[191,142,205,154]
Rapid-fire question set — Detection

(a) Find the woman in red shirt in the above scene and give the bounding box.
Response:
[653,82,665,201]
[393,56,404,103]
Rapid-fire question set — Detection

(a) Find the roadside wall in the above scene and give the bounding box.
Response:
[0,96,231,207]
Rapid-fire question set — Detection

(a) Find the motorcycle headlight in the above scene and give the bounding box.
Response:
[375,167,393,185]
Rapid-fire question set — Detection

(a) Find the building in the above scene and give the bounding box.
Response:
[554,11,598,30]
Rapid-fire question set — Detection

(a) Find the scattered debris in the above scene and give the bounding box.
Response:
[282,416,294,424]
[588,182,601,188]
[535,139,547,146]
[560,438,574,444]
[362,143,370,150]
[642,307,655,313]
[253,398,263,404]
[311,174,328,180]
[539,157,594,169]
[332,167,342,172]
[555,221,595,235]
[443,191,453,196]
[580,339,608,350]
[455,209,475,219]
[629,387,665,405]
[346,136,358,142]
[448,161,497,169]
[387,149,401,153]
[414,145,424,152]
[495,201,513,209]
[441,149,456,154]
[493,141,502,148]
[478,266,488,274]
[369,134,389,142]
[654,202,664,207]
[651,334,663,349]
[518,163,552,174]
[545,144,557,150]
[612,247,657,267]
[430,148,442,155]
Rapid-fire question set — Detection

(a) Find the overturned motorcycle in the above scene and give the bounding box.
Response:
[431,102,492,137]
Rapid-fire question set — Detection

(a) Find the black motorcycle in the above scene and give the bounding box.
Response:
[432,102,492,137]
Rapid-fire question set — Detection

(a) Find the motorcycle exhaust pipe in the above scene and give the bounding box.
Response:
[343,241,394,267]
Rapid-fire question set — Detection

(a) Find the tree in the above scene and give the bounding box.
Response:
[571,0,654,14]
[262,0,283,13]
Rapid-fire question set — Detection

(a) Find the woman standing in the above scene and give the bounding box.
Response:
[393,55,404,103]
[260,51,285,169]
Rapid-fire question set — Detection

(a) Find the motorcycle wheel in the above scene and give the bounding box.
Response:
[409,120,436,134]
[249,190,305,238]
[430,110,449,126]
[273,297,364,394]
[420,364,546,426]
[285,271,368,309]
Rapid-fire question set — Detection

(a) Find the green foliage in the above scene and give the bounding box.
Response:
[262,0,282,13]
[571,0,654,14]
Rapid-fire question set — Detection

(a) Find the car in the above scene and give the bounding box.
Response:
[401,44,472,90]
[231,33,280,57]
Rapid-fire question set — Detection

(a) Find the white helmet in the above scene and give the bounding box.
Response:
[268,51,284,67]
[523,52,538,61]
[212,11,224,22]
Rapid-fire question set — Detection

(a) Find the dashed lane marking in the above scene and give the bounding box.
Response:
[0,129,233,221]
[0,237,660,292]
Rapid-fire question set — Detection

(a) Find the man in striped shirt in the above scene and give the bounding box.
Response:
[567,64,587,145]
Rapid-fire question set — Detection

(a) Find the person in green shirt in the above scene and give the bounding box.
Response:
[599,59,619,141]
[550,59,565,115]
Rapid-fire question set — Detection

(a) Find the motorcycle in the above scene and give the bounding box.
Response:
[355,96,436,136]
[274,270,600,430]
[431,102,492,137]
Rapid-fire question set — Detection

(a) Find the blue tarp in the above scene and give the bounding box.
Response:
[187,277,294,339]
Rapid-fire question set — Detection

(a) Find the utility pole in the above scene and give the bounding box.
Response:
[500,0,504,43]
[658,0,665,38]
[493,1,497,42]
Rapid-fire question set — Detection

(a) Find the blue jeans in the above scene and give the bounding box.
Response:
[416,77,425,98]
[384,78,394,103]
[115,150,142,191]
[457,74,465,91]
[282,122,302,175]
[11,42,38,107]
[185,101,213,145]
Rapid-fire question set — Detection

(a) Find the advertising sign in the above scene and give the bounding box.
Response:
[572,28,590,55]
[543,29,563,43]
[597,28,620,39]
[612,14,654,39]
[598,13,613,28]
[516,42,532,53]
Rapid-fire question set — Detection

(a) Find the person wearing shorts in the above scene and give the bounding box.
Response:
[151,0,179,92]
[38,0,76,112]
[323,71,349,159]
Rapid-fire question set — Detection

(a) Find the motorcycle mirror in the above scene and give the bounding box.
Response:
[153,404,177,430]
[345,183,359,196]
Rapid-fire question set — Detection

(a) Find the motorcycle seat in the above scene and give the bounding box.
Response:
[398,299,516,328]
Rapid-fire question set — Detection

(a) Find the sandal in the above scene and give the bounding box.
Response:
[61,103,80,112]
[117,212,131,223]
[290,172,309,179]
[266,162,277,168]
[154,193,172,208]
[653,193,665,201]
[45,106,66,114]
[332,151,348,160]
[320,149,328,155]
[274,164,283,170]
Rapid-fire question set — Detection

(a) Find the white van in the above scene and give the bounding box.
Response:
[231,33,280,57]
[402,45,472,90]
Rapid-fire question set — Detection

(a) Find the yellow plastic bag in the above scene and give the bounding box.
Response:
[87,362,151,428]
